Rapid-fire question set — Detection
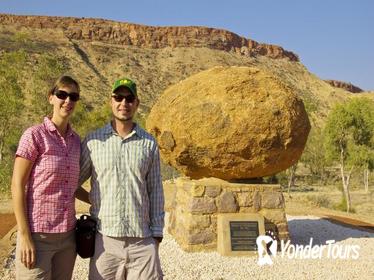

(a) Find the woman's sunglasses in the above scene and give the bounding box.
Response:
[54,90,80,102]
[111,94,136,103]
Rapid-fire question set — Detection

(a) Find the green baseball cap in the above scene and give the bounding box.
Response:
[112,78,137,96]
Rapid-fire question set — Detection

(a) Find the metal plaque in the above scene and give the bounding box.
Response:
[229,221,259,251]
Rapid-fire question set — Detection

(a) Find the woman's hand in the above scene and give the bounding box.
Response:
[19,234,36,269]
[11,157,35,269]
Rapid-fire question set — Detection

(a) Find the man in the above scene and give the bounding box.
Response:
[76,78,164,280]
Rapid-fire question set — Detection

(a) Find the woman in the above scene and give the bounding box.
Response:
[11,76,81,279]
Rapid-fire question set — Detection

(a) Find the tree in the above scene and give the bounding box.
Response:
[324,97,374,212]
[363,168,370,193]
[301,126,329,184]
[286,163,297,197]
[347,98,374,193]
[0,50,27,162]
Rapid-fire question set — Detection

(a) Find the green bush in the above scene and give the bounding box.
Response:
[0,160,13,197]
[333,195,356,213]
[274,171,288,186]
[306,194,331,208]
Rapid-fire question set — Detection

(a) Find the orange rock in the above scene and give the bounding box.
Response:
[147,66,311,180]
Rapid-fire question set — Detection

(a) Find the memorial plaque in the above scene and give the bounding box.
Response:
[217,213,265,256]
[230,221,259,251]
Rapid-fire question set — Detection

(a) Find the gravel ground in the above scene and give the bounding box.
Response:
[2,214,373,280]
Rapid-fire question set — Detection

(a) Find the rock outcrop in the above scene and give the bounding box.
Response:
[0,14,299,61]
[147,67,310,180]
[325,80,364,93]
[147,66,311,180]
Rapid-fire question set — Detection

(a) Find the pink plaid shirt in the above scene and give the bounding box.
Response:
[16,117,80,233]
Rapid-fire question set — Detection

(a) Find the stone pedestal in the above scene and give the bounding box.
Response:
[166,177,289,252]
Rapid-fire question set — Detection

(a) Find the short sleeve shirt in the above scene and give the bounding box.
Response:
[16,117,80,233]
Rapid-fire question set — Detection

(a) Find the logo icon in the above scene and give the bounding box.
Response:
[256,232,278,266]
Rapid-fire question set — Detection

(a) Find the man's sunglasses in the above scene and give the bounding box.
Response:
[111,94,136,103]
[54,90,80,102]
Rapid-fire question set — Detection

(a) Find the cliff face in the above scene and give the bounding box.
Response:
[0,14,299,61]
[324,80,363,93]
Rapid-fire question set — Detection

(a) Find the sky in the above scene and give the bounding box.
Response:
[1,0,373,90]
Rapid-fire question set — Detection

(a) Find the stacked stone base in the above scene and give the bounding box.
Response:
[166,177,289,252]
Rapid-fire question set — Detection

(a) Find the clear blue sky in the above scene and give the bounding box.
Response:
[1,0,373,90]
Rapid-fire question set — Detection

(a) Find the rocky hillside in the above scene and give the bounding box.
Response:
[0,13,371,126]
[324,80,363,93]
[0,14,298,61]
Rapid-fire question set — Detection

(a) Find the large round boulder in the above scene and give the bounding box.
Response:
[146,66,310,180]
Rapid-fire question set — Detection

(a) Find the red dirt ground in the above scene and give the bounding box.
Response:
[0,213,16,239]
